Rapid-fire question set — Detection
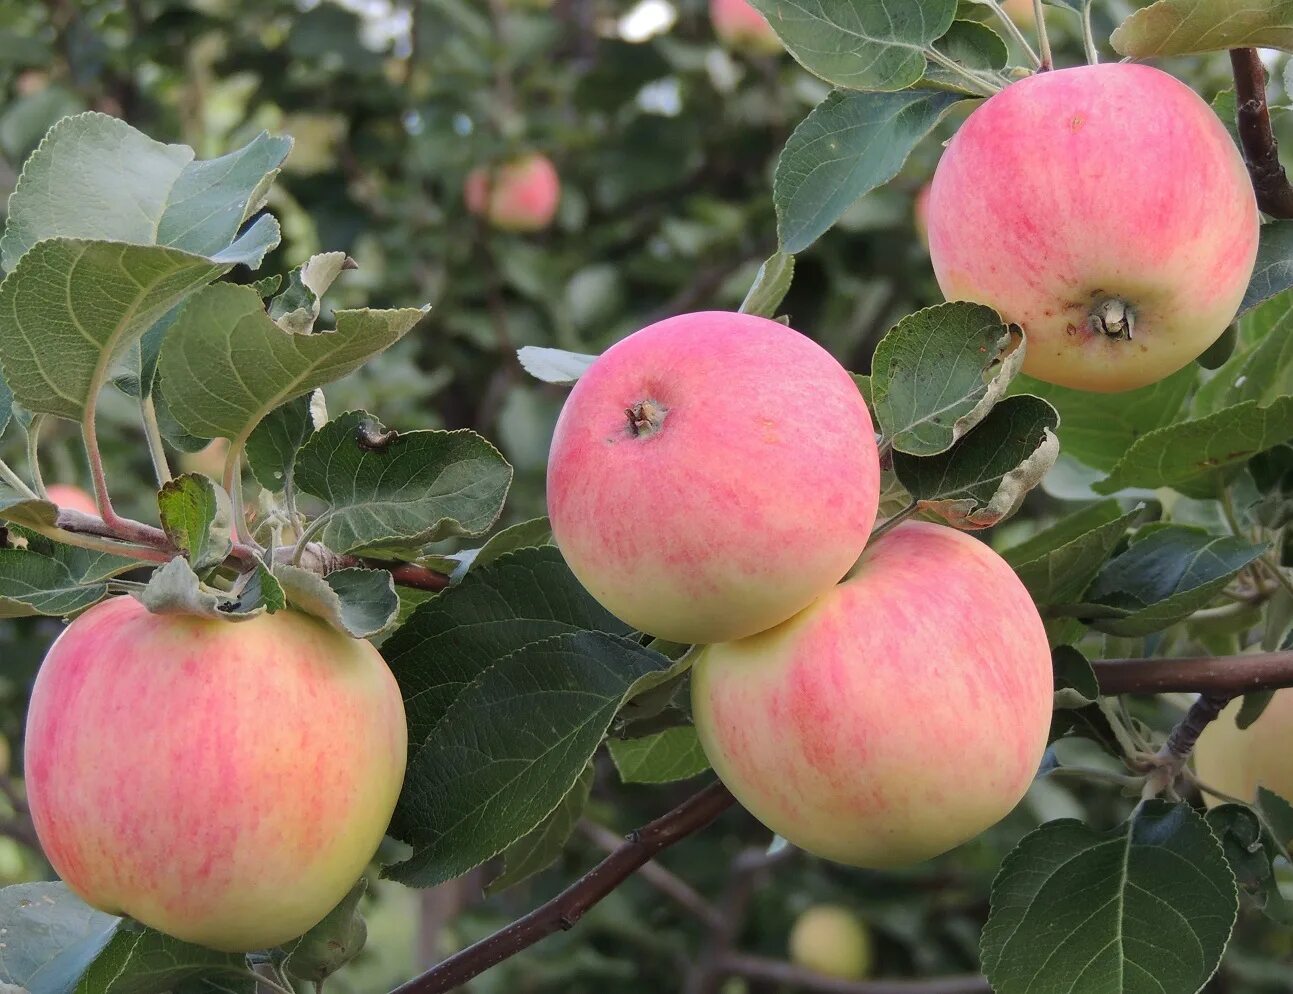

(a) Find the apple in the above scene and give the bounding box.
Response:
[464,154,560,233]
[24,595,407,952]
[44,484,98,516]
[789,905,873,980]
[692,522,1052,866]
[1194,691,1293,807]
[926,63,1258,393]
[710,0,781,55]
[546,310,880,645]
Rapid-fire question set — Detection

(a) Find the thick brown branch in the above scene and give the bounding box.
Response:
[365,560,451,593]
[1092,652,1293,696]
[715,954,990,994]
[1230,48,1293,219]
[390,781,737,994]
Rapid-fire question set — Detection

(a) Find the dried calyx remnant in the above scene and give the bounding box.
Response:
[1089,298,1135,341]
[625,399,669,438]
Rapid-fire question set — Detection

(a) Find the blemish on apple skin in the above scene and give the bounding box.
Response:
[1070,115,1085,131]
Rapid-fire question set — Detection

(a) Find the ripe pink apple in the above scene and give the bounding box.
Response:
[927,64,1258,393]
[547,311,879,645]
[44,484,98,516]
[24,596,407,952]
[789,905,873,980]
[1194,691,1293,808]
[692,522,1052,866]
[464,154,560,233]
[710,0,781,55]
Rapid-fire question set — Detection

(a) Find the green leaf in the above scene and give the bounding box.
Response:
[0,374,11,439]
[1077,526,1267,636]
[749,0,958,91]
[982,800,1236,994]
[293,411,511,556]
[1011,367,1193,473]
[72,924,248,994]
[268,252,353,335]
[774,88,963,253]
[871,302,1023,456]
[446,515,554,580]
[245,393,318,492]
[1194,290,1293,415]
[1,113,290,270]
[139,558,262,621]
[284,879,367,984]
[382,545,631,748]
[1110,0,1293,57]
[1093,398,1293,498]
[273,566,398,639]
[386,631,682,887]
[157,474,233,570]
[516,347,598,386]
[739,252,796,318]
[608,726,710,784]
[1239,221,1293,316]
[0,548,110,617]
[1205,803,1293,925]
[486,763,594,895]
[923,19,1007,93]
[10,527,138,586]
[0,881,121,994]
[157,283,426,446]
[1003,500,1148,607]
[893,394,1059,529]
[1051,645,1099,709]
[0,241,229,422]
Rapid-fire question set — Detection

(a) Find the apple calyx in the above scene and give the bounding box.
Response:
[1088,297,1135,341]
[625,399,669,438]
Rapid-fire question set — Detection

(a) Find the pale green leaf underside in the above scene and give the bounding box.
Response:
[157,282,426,445]
[1111,0,1293,57]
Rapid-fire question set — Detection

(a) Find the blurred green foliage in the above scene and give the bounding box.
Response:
[0,0,1290,990]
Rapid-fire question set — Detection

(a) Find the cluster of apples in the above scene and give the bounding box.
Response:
[546,311,1055,867]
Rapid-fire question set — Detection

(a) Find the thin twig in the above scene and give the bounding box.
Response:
[716,954,991,994]
[81,411,118,524]
[26,415,48,498]
[389,782,736,994]
[1230,48,1293,219]
[870,503,918,542]
[578,819,725,931]
[0,458,36,498]
[1140,692,1234,798]
[1080,2,1098,64]
[923,49,1002,96]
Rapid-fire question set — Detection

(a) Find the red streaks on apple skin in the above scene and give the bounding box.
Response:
[24,595,407,952]
[693,523,1052,869]
[547,311,880,645]
[928,63,1258,393]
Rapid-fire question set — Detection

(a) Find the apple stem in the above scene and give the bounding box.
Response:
[0,458,37,499]
[26,414,48,500]
[869,502,918,542]
[1032,0,1052,71]
[983,0,1040,69]
[1080,3,1099,64]
[140,395,173,487]
[1139,692,1234,798]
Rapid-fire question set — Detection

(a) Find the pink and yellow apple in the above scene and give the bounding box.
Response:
[547,311,879,645]
[24,596,407,952]
[789,905,873,980]
[44,484,98,516]
[464,154,560,233]
[692,522,1052,866]
[710,0,781,55]
[1194,691,1293,807]
[927,63,1258,393]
